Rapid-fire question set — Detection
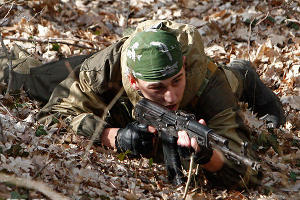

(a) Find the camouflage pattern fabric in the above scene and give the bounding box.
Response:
[0,20,261,188]
[183,68,261,188]
[121,20,209,108]
[37,38,128,143]
[0,44,92,102]
[126,29,183,81]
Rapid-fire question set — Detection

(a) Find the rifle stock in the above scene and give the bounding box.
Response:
[134,98,260,171]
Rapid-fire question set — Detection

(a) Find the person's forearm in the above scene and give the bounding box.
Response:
[101,128,119,148]
[201,149,224,172]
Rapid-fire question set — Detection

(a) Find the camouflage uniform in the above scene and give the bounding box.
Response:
[0,44,92,102]
[1,20,261,188]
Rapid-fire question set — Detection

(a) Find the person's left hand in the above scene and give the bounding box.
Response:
[177,119,213,165]
[177,119,206,152]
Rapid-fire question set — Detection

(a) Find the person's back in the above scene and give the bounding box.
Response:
[1,19,285,189]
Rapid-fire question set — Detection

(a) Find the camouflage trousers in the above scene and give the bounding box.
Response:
[0,44,93,103]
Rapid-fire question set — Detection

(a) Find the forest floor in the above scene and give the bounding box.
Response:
[0,0,299,199]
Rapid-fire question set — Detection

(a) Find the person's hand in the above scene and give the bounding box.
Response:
[177,119,213,164]
[115,121,154,157]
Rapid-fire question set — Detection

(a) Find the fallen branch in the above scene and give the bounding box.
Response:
[0,172,70,200]
[4,36,103,51]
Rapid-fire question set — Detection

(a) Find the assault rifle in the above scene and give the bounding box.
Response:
[134,98,260,171]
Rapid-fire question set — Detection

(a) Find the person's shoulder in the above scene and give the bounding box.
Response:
[80,39,126,72]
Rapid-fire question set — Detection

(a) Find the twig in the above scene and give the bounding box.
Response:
[183,153,194,199]
[239,175,250,193]
[34,36,105,44]
[33,158,53,179]
[28,7,45,22]
[0,34,13,95]
[83,87,124,160]
[247,12,269,61]
[74,87,124,195]
[0,2,14,26]
[4,36,102,51]
[0,172,70,200]
[0,118,6,144]
[286,18,300,24]
[123,0,131,30]
[33,132,59,179]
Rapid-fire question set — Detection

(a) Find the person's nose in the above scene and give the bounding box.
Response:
[164,87,177,104]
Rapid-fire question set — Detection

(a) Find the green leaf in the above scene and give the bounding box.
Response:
[289,171,297,182]
[287,22,299,31]
[268,133,281,154]
[51,117,59,124]
[117,150,131,161]
[265,16,275,24]
[117,152,126,161]
[244,18,258,27]
[6,144,22,157]
[148,158,153,167]
[11,191,21,199]
[14,103,23,108]
[6,144,29,157]
[93,30,101,35]
[256,131,281,154]
[257,132,268,145]
[296,159,300,167]
[100,195,110,200]
[52,43,60,52]
[35,125,47,137]
[292,139,300,148]
[10,191,27,199]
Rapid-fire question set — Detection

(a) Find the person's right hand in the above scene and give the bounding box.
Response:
[115,121,154,157]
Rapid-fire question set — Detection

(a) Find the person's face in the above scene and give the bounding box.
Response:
[130,66,186,111]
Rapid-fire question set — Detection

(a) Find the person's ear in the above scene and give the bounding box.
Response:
[129,74,139,90]
[182,56,186,69]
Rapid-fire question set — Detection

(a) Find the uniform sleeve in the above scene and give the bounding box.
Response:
[37,39,126,143]
[193,68,262,188]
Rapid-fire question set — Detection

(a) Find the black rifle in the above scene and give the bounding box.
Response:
[134,98,260,182]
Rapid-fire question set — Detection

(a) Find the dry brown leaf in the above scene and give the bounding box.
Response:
[186,192,207,200]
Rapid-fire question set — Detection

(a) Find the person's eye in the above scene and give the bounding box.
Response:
[173,78,181,85]
[152,86,163,91]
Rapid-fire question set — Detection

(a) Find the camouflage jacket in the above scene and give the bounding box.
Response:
[37,20,261,188]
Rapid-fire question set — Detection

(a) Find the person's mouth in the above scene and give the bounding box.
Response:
[166,104,177,110]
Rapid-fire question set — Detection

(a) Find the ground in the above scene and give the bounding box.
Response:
[0,0,299,199]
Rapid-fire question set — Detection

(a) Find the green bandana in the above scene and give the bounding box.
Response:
[127,29,183,81]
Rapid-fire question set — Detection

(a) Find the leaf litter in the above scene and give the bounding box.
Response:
[0,0,299,199]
